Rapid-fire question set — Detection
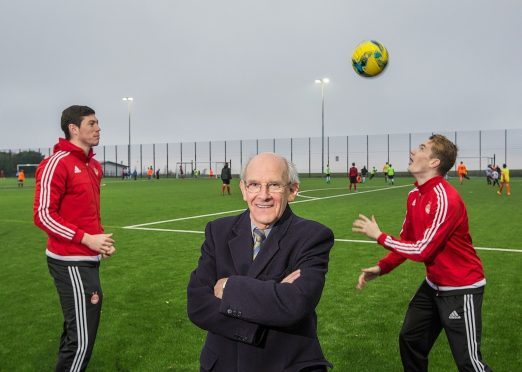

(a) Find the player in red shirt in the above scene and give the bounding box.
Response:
[348,162,358,191]
[352,134,490,371]
[34,105,116,371]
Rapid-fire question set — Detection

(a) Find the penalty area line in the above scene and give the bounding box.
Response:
[123,208,245,228]
[124,227,204,234]
[123,184,409,229]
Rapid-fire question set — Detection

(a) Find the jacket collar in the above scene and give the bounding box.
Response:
[415,175,444,195]
[54,138,94,162]
[228,206,294,277]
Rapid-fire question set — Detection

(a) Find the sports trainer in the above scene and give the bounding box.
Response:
[220,162,232,195]
[352,134,491,371]
[34,105,116,371]
[188,152,334,371]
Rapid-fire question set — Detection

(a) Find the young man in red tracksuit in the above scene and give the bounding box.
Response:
[352,134,491,372]
[34,105,116,371]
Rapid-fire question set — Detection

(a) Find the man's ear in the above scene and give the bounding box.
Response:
[287,183,299,202]
[429,158,441,169]
[68,123,79,138]
[239,180,248,202]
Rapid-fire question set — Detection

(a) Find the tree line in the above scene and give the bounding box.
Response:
[0,150,44,177]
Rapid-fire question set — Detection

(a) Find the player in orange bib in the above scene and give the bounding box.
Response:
[457,161,468,184]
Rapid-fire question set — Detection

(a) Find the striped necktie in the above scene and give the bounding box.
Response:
[252,228,266,260]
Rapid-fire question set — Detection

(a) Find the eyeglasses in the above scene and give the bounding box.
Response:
[243,181,290,194]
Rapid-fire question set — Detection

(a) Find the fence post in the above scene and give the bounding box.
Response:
[153,144,156,173]
[505,129,507,164]
[387,134,390,163]
[166,143,169,177]
[479,131,481,171]
[240,140,243,170]
[454,131,458,172]
[290,138,293,163]
[327,136,330,166]
[308,137,312,178]
[208,141,209,175]
[346,136,349,173]
[366,135,369,169]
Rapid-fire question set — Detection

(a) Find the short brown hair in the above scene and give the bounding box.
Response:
[61,105,95,140]
[428,134,458,175]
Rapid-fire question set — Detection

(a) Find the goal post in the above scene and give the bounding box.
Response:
[175,160,233,178]
[456,155,495,171]
[212,161,233,179]
[16,163,40,177]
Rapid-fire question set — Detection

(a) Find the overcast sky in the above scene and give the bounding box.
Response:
[1,0,521,150]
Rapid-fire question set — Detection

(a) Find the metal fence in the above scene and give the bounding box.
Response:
[4,129,522,177]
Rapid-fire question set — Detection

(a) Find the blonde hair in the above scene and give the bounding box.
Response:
[429,134,458,175]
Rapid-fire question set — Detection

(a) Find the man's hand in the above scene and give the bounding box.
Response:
[101,245,116,259]
[281,269,301,284]
[356,266,381,290]
[352,214,382,240]
[81,233,116,257]
[214,278,228,299]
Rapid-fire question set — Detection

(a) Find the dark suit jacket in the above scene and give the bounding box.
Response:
[187,206,334,372]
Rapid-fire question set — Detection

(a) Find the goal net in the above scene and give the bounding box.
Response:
[456,156,495,171]
[16,163,40,177]
[175,161,233,178]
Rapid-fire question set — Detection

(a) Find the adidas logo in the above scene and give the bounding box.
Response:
[74,166,82,174]
[448,310,461,320]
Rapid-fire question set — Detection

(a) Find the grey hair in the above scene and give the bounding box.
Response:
[240,152,300,185]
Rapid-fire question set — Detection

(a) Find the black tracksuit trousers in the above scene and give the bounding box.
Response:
[399,280,491,372]
[48,257,103,372]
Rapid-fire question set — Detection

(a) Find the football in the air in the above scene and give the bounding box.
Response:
[352,40,389,77]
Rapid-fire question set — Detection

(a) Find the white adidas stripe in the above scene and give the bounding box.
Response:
[385,182,448,255]
[41,151,76,239]
[464,294,486,372]
[38,151,74,239]
[403,184,447,253]
[37,151,76,240]
[68,267,89,372]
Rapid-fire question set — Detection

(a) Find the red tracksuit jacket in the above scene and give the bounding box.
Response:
[34,138,103,262]
[377,176,485,289]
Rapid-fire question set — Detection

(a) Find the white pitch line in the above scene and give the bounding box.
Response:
[474,247,522,253]
[124,208,245,228]
[123,184,408,229]
[125,227,204,234]
[296,194,320,199]
[291,184,411,205]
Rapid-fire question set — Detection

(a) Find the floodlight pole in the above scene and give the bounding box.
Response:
[122,97,134,171]
[315,78,329,175]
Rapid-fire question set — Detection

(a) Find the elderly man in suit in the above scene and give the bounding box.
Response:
[187,152,334,372]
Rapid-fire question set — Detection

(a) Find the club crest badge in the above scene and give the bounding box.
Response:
[91,291,100,305]
[412,199,416,206]
[425,202,431,214]
[93,168,99,176]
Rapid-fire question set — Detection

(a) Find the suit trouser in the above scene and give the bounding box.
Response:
[48,257,103,372]
[399,280,491,372]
